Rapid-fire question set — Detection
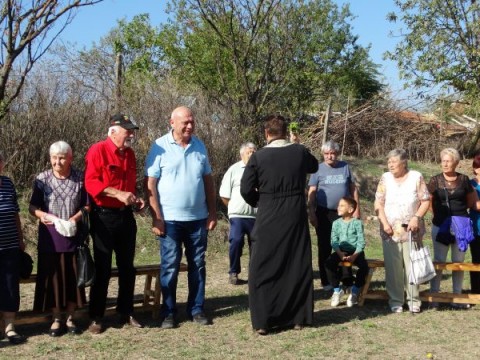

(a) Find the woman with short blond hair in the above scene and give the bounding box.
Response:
[428,147,477,309]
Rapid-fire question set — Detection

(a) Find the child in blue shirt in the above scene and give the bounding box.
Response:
[325,196,368,307]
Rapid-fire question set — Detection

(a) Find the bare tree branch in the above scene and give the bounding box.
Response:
[0,0,104,119]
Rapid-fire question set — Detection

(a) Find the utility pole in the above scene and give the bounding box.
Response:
[322,97,332,147]
[341,95,350,160]
[115,52,123,113]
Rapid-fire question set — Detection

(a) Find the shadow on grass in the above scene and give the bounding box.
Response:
[132,290,250,328]
[207,292,249,319]
[313,301,390,327]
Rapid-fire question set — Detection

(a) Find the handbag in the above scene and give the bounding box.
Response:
[436,217,456,245]
[19,250,33,279]
[76,208,96,288]
[408,232,436,285]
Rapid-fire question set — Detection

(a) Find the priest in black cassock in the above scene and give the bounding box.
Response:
[240,114,319,335]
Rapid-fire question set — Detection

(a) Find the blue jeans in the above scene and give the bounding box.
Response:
[159,219,208,317]
[228,217,255,274]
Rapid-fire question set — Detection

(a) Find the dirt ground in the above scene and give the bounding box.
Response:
[2,248,480,359]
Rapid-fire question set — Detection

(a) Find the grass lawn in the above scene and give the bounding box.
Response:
[2,159,480,359]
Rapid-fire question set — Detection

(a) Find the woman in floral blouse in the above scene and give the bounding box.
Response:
[374,149,430,313]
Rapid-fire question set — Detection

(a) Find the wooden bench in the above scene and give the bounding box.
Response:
[16,263,187,324]
[339,259,480,306]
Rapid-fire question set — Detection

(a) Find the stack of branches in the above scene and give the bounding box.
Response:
[302,101,468,162]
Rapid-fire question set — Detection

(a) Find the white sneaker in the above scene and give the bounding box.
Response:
[450,303,470,310]
[330,289,344,307]
[347,292,358,307]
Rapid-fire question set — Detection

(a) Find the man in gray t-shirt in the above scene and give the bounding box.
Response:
[307,140,360,290]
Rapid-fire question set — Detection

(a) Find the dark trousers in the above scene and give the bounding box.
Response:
[0,248,20,312]
[89,208,137,319]
[471,235,480,293]
[228,217,255,275]
[315,207,352,286]
[325,251,368,289]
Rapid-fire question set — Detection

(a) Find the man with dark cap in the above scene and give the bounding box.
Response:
[84,113,145,334]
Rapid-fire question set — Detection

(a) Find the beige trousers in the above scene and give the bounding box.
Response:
[382,240,421,308]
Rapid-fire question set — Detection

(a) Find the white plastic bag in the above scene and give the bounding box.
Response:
[409,232,436,285]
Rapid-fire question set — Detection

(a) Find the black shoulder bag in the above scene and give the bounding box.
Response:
[76,208,96,288]
[19,250,34,279]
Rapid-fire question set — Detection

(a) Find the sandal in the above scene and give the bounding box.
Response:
[6,330,26,345]
[66,319,81,335]
[49,319,64,337]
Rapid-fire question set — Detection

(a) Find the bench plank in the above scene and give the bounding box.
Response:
[339,259,480,306]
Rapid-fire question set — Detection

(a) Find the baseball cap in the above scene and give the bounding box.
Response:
[109,113,139,130]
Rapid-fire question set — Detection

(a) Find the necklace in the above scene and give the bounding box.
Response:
[443,173,457,185]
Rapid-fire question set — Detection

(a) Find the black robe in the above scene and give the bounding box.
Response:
[240,140,319,330]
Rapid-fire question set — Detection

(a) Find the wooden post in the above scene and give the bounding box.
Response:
[115,52,123,113]
[322,97,332,147]
[341,95,350,160]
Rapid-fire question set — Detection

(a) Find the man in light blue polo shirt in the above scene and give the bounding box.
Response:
[219,142,257,285]
[145,106,217,329]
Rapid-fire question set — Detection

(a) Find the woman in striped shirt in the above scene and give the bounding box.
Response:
[0,151,26,344]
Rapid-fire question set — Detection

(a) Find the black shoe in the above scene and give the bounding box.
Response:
[66,322,82,335]
[229,273,238,285]
[6,330,26,345]
[191,312,209,325]
[161,314,177,329]
[49,327,64,337]
[49,320,65,337]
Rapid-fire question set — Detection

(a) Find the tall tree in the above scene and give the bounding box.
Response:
[54,13,164,110]
[160,0,382,126]
[112,14,164,78]
[0,0,103,119]
[385,0,480,98]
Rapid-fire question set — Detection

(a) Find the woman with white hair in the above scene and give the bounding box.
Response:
[427,147,477,309]
[374,149,430,313]
[29,141,90,336]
